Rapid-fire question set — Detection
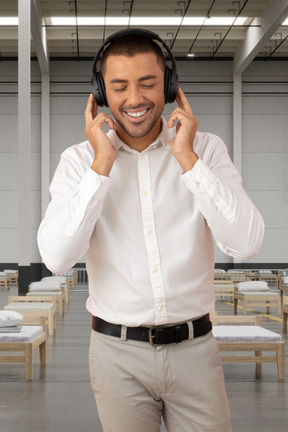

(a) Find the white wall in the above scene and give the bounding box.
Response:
[0,59,287,266]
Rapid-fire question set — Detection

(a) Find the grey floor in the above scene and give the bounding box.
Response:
[0,283,287,432]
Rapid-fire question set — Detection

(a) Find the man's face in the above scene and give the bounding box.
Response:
[103,52,165,147]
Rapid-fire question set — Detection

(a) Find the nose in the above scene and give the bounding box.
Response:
[125,84,144,107]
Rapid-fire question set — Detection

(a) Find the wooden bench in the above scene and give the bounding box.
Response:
[257,272,278,286]
[0,316,46,380]
[234,290,281,315]
[212,315,285,381]
[26,291,65,315]
[4,269,18,285]
[226,270,247,283]
[214,270,226,281]
[214,280,236,300]
[39,278,70,303]
[0,272,10,290]
[283,303,288,333]
[279,276,288,308]
[4,297,56,336]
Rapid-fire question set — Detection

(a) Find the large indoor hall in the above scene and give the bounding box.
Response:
[1,1,288,431]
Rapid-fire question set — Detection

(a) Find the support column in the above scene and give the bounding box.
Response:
[40,73,51,279]
[233,73,242,268]
[31,0,50,279]
[18,0,31,294]
[41,73,50,218]
[233,73,242,173]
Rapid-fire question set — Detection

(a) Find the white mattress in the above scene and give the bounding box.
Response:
[30,286,61,292]
[4,302,54,311]
[213,325,281,342]
[0,326,43,342]
[236,291,279,297]
[27,291,63,297]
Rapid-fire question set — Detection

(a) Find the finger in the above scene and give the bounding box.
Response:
[85,93,97,126]
[167,107,190,128]
[176,88,194,116]
[92,112,117,131]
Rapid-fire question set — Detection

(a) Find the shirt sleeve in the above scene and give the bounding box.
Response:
[181,136,265,259]
[37,147,111,274]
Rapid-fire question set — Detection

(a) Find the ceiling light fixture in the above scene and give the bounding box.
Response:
[0,16,250,27]
[49,16,248,26]
[0,17,18,25]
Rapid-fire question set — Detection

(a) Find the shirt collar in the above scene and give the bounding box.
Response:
[107,116,175,154]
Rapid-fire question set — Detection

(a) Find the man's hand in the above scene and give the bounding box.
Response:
[85,93,117,176]
[167,88,199,173]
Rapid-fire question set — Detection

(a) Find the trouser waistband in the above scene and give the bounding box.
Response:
[92,314,212,345]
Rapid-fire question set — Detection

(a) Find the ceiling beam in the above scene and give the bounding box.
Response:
[233,0,288,73]
[31,0,49,73]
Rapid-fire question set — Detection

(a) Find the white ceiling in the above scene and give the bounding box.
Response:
[0,0,288,63]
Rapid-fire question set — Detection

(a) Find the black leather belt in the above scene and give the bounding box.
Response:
[92,314,212,345]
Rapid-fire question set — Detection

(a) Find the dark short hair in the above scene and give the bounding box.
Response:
[100,34,166,76]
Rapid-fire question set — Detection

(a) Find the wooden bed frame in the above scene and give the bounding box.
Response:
[212,315,285,381]
[6,296,56,336]
[214,280,236,300]
[0,316,46,380]
[233,289,281,315]
[283,304,288,333]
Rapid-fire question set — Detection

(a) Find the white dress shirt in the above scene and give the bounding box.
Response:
[37,118,264,326]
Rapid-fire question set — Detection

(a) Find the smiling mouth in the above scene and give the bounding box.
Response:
[123,107,152,122]
[126,109,148,118]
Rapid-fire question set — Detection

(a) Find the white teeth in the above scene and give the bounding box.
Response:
[126,109,147,118]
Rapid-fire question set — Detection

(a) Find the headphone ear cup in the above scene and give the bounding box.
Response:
[91,71,108,107]
[164,66,178,104]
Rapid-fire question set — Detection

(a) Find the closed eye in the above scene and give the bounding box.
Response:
[114,87,127,92]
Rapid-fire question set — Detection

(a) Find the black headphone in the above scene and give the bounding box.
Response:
[91,28,178,107]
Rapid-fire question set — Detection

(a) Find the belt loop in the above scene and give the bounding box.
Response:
[188,321,194,340]
[120,325,127,341]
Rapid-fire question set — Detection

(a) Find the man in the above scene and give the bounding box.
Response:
[38,29,264,432]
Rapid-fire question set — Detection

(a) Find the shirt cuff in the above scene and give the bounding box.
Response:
[181,159,216,195]
[181,159,237,224]
[77,168,111,201]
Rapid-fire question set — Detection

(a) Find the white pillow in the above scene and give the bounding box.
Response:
[42,276,66,283]
[237,281,269,292]
[30,281,61,291]
[0,310,23,327]
[227,270,243,273]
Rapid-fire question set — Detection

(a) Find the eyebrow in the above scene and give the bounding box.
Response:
[110,75,158,84]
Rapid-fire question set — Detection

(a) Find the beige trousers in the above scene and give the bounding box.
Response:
[89,329,231,432]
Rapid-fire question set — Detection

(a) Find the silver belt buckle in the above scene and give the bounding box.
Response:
[148,327,156,345]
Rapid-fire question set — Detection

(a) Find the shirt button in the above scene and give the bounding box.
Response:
[140,154,146,160]
[153,267,158,273]
[158,305,163,311]
[143,191,148,196]
[147,229,152,235]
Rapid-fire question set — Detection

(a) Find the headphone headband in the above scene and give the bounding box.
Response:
[91,28,178,106]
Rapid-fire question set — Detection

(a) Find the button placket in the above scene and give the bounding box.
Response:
[137,152,167,325]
